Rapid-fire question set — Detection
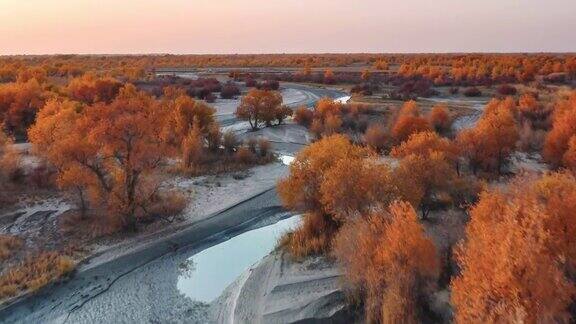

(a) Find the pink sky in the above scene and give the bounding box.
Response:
[0,0,575,55]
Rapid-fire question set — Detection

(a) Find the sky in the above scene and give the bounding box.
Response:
[0,0,575,55]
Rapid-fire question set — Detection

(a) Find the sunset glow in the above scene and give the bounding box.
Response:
[1,0,575,54]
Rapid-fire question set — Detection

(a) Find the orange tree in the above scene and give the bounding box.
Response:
[333,202,438,323]
[543,91,576,168]
[456,98,518,174]
[235,89,282,130]
[451,175,576,323]
[29,85,174,230]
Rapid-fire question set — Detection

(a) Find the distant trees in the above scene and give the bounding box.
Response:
[235,89,283,130]
[0,79,48,138]
[463,87,482,97]
[219,82,240,99]
[323,69,335,84]
[296,98,369,138]
[373,59,389,71]
[66,74,122,104]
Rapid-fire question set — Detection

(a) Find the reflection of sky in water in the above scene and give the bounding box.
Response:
[280,155,295,165]
[177,216,300,303]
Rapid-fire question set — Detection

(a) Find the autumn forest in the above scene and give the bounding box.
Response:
[0,52,576,323]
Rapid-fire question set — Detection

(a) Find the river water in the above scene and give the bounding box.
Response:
[177,216,300,303]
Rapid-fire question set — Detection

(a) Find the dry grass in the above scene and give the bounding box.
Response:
[0,251,75,300]
[0,235,23,261]
[278,213,339,261]
[147,191,188,223]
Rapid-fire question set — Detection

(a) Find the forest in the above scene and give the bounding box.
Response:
[0,53,576,323]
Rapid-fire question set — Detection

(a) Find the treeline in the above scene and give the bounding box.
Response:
[1,53,574,82]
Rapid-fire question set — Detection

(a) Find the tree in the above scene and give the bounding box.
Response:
[393,152,458,218]
[456,99,518,174]
[278,134,372,213]
[324,69,335,84]
[398,100,420,117]
[162,95,216,149]
[451,187,575,323]
[429,104,452,135]
[333,202,438,323]
[322,114,342,136]
[181,120,204,169]
[373,59,389,71]
[391,115,431,144]
[391,131,460,169]
[293,106,313,127]
[361,69,372,82]
[543,91,576,167]
[0,79,47,138]
[275,105,293,125]
[391,100,432,144]
[67,74,122,104]
[235,89,282,130]
[0,128,20,183]
[319,158,399,221]
[364,123,390,153]
[531,172,576,274]
[29,85,174,230]
[28,98,98,218]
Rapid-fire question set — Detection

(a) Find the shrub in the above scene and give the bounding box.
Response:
[391,115,432,144]
[223,131,239,154]
[258,138,272,157]
[148,191,188,223]
[429,104,453,135]
[257,80,280,91]
[220,83,240,99]
[463,87,482,97]
[0,235,22,261]
[235,147,255,164]
[497,84,517,96]
[245,78,257,88]
[27,164,56,189]
[279,212,339,260]
[0,252,75,300]
[204,93,216,103]
[364,123,390,153]
[275,105,293,125]
[294,106,313,127]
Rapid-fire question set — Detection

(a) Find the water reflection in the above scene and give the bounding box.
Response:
[177,216,300,303]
